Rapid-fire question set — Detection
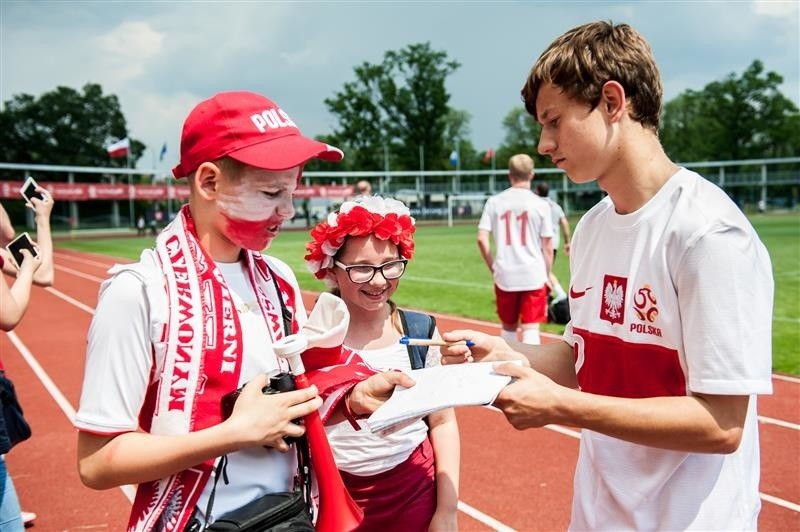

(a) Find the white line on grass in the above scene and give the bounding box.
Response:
[6,331,136,502]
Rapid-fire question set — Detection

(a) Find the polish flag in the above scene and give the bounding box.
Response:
[106,137,130,158]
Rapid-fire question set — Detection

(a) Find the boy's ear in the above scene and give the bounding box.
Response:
[193,162,222,201]
[600,81,627,122]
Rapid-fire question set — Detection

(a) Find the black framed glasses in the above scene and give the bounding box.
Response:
[334,259,408,284]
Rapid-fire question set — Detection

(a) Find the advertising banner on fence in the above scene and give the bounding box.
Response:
[0,181,353,201]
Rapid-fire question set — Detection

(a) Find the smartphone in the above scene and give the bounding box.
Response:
[5,232,39,269]
[19,176,45,204]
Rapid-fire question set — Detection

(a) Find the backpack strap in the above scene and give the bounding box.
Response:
[398,309,437,370]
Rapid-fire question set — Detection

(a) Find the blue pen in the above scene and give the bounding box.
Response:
[399,336,475,348]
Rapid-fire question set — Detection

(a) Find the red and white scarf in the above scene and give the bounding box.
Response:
[128,206,300,532]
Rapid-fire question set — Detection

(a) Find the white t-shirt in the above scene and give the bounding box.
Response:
[564,168,773,531]
[478,187,553,291]
[544,197,566,250]
[326,337,440,476]
[75,253,307,524]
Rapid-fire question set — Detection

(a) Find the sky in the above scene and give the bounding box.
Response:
[1,0,798,172]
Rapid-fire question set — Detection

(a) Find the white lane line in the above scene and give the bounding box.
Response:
[6,331,136,502]
[759,415,800,431]
[45,286,95,315]
[54,251,122,269]
[760,492,800,512]
[457,501,516,532]
[774,373,800,384]
[55,264,105,283]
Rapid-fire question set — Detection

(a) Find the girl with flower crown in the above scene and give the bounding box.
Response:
[305,196,460,531]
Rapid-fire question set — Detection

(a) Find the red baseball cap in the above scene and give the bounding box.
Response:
[172,91,343,178]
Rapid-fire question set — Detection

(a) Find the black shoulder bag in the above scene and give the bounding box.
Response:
[0,370,32,454]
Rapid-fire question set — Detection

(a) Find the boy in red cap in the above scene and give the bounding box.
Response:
[443,22,773,530]
[75,91,412,531]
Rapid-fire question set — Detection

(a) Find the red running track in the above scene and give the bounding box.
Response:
[1,248,798,530]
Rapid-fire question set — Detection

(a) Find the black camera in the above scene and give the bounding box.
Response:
[220,371,297,420]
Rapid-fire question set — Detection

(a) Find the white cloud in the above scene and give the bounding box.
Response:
[94,21,164,82]
[752,0,799,17]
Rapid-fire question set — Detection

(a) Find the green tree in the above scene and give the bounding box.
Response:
[325,42,461,171]
[661,60,800,161]
[0,83,144,168]
[496,106,551,170]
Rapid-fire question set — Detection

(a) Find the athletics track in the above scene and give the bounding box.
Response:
[1,248,798,531]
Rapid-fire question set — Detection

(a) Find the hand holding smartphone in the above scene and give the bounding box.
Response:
[5,232,40,270]
[20,177,46,205]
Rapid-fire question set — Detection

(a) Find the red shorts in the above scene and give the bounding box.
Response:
[495,285,548,325]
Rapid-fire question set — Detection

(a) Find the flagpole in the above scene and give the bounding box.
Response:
[127,148,134,229]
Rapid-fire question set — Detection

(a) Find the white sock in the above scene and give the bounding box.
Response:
[552,282,567,302]
[521,325,541,345]
[500,328,518,343]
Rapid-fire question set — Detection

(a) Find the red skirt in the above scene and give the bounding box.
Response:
[341,437,436,532]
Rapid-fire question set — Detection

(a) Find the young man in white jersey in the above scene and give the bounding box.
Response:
[74,91,413,531]
[443,21,773,530]
[477,154,553,345]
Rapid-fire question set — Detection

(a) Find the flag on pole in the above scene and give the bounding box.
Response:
[106,137,130,158]
[449,149,459,167]
[482,148,495,164]
[159,142,168,162]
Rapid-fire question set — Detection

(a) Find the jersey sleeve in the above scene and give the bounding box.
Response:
[477,197,495,232]
[75,271,155,434]
[675,223,773,395]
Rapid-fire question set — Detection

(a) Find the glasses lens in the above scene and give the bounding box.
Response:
[348,265,376,283]
[381,260,406,279]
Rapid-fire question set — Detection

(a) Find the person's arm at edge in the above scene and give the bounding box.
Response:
[559,215,571,255]
[30,190,54,286]
[1,249,40,330]
[541,235,553,278]
[476,229,493,272]
[427,408,459,531]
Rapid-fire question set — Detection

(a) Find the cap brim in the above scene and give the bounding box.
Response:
[227,134,343,171]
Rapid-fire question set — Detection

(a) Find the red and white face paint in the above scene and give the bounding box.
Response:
[216,166,299,251]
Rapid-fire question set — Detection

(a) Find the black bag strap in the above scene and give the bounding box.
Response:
[268,265,294,336]
[398,309,436,370]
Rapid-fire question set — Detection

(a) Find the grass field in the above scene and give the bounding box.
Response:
[57,213,799,375]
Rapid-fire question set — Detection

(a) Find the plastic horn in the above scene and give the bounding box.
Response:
[273,334,363,532]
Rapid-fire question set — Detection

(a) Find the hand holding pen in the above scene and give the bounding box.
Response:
[399,336,476,348]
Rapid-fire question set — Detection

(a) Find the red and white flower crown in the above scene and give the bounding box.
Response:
[305,196,416,285]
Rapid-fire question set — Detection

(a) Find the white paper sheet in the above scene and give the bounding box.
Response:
[366,361,521,435]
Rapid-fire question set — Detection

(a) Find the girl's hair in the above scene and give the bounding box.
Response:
[521,20,663,131]
[305,195,415,288]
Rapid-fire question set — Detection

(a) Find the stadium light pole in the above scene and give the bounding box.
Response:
[127,151,134,228]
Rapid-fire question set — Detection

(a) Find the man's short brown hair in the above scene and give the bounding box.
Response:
[521,21,663,131]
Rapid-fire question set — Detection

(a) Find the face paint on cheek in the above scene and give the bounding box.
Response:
[221,213,278,251]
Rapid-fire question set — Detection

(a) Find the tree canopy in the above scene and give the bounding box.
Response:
[324,42,462,171]
[660,60,800,162]
[0,83,143,168]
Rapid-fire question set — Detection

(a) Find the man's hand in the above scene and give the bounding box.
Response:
[439,330,529,367]
[226,374,322,453]
[491,362,563,430]
[348,371,416,417]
